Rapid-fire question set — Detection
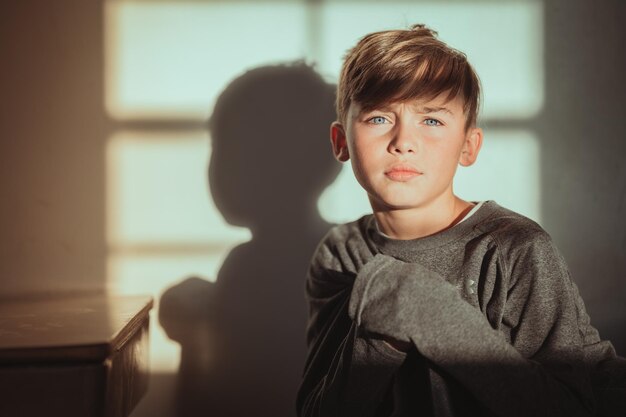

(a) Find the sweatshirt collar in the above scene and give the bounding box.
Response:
[365,200,499,254]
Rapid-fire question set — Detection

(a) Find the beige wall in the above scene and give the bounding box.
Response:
[1,2,108,296]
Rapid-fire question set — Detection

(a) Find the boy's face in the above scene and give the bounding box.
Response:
[330,94,482,213]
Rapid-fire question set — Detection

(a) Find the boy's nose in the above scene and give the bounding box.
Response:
[388,124,418,155]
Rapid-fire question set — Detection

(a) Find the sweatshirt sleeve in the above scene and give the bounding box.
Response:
[569,280,626,417]
[296,245,407,417]
[348,243,596,417]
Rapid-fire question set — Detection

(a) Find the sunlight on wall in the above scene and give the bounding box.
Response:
[106,131,250,371]
[106,131,250,245]
[104,0,544,375]
[105,2,310,119]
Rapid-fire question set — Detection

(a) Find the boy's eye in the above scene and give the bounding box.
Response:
[368,116,389,125]
[424,118,442,126]
[424,118,442,127]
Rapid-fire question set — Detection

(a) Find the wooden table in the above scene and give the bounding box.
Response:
[0,293,153,417]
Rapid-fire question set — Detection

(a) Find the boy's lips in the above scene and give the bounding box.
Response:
[384,164,423,181]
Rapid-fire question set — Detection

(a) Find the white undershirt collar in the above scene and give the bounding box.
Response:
[375,201,486,238]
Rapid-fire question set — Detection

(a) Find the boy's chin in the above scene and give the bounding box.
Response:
[368,195,428,212]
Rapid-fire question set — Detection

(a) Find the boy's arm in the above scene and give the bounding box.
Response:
[297,255,407,417]
[349,239,596,417]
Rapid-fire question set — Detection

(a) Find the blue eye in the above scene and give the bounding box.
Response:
[424,118,442,126]
[369,116,388,124]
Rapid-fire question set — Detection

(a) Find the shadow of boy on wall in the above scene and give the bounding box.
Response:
[159,63,340,417]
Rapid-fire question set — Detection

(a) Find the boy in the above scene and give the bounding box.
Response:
[297,24,621,417]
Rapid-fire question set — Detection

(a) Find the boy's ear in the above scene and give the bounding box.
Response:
[459,127,483,167]
[330,122,350,162]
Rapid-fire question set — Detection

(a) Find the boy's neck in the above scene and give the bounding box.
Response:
[372,195,474,240]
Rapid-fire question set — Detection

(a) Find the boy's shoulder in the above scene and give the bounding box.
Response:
[324,215,370,245]
[310,215,373,275]
[472,202,565,269]
[474,201,554,247]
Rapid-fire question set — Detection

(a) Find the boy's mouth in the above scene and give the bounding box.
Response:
[384,164,423,181]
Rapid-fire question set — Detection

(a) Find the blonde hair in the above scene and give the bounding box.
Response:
[336,24,481,130]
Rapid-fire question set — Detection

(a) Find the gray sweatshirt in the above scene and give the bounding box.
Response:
[297,201,621,417]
